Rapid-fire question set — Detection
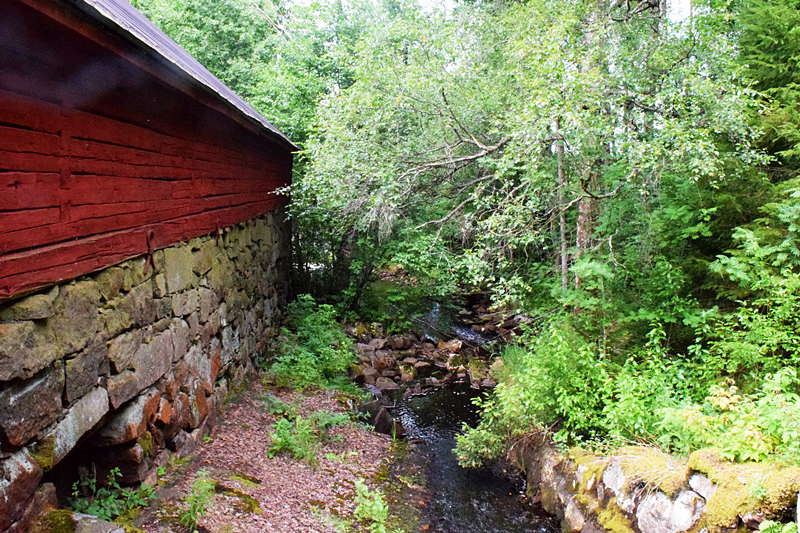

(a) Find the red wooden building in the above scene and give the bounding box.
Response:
[0,0,296,301]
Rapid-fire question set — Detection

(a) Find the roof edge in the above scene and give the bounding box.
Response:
[67,0,298,151]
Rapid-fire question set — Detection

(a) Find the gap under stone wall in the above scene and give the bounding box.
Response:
[0,209,290,532]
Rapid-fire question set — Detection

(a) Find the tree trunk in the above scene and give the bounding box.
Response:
[556,120,569,290]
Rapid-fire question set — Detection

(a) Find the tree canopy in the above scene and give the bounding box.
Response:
[136,0,800,461]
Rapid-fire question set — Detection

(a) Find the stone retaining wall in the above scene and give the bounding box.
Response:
[514,435,800,533]
[0,210,290,532]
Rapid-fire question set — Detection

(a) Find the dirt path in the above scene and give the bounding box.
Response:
[134,379,391,533]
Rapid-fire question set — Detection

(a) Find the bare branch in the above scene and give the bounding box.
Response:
[414,195,474,231]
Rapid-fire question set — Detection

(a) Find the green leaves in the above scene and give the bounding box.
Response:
[68,467,154,521]
[658,369,800,462]
[269,295,356,389]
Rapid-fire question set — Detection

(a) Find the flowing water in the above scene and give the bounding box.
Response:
[384,383,558,533]
[418,301,487,346]
[378,298,558,533]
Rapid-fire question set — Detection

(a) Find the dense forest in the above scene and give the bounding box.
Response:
[132,0,800,466]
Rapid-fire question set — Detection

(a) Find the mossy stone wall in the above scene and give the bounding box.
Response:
[0,210,290,532]
[515,439,800,533]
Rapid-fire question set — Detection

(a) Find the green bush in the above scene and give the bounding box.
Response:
[269,294,356,389]
[657,368,800,462]
[456,321,691,466]
[353,478,390,533]
[68,467,154,521]
[267,410,350,466]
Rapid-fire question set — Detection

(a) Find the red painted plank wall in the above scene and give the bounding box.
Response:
[0,0,293,301]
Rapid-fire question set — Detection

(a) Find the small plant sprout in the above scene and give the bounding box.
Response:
[180,468,216,533]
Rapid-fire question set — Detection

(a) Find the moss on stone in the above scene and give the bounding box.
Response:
[230,472,262,487]
[29,436,56,472]
[689,449,800,532]
[448,355,466,368]
[688,448,722,477]
[618,446,689,498]
[137,431,154,456]
[113,508,148,533]
[572,449,609,490]
[33,510,75,533]
[598,503,636,533]
[467,358,487,379]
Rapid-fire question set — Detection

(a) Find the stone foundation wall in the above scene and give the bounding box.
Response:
[514,436,800,533]
[0,210,290,532]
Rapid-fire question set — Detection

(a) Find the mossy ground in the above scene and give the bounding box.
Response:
[690,449,800,532]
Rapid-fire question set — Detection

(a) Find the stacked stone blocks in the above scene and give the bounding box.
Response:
[0,210,289,532]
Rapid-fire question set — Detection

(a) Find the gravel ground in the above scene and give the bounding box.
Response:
[136,380,391,533]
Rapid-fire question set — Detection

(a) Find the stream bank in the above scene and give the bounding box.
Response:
[350,292,800,533]
[513,435,800,533]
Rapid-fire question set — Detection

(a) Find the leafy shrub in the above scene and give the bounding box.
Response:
[353,478,390,533]
[759,521,798,533]
[456,321,690,466]
[68,467,154,521]
[657,368,800,461]
[267,410,350,466]
[269,295,356,389]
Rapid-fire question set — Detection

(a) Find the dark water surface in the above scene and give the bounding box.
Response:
[385,384,558,533]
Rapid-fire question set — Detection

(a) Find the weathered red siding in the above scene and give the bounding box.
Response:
[0,0,293,301]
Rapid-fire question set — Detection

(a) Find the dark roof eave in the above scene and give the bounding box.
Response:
[66,0,298,152]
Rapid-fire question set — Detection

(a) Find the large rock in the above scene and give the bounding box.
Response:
[5,483,57,533]
[371,350,395,371]
[0,322,59,382]
[0,362,64,446]
[162,392,191,441]
[171,319,192,363]
[564,499,586,532]
[94,387,160,447]
[117,281,156,327]
[163,247,198,294]
[100,305,133,338]
[374,377,399,391]
[198,288,218,323]
[31,387,109,471]
[107,329,143,373]
[688,473,716,502]
[636,490,705,533]
[171,290,199,317]
[188,382,210,429]
[72,513,126,533]
[50,281,101,356]
[0,449,44,530]
[0,293,54,322]
[65,336,108,403]
[94,267,125,302]
[94,441,150,485]
[192,242,214,277]
[106,330,173,408]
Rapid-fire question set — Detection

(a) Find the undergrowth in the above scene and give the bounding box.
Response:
[68,467,154,521]
[268,294,356,390]
[456,322,800,467]
[180,469,215,533]
[353,479,391,533]
[267,405,351,466]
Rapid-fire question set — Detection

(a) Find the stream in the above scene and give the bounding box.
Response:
[375,299,558,533]
[384,384,557,533]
